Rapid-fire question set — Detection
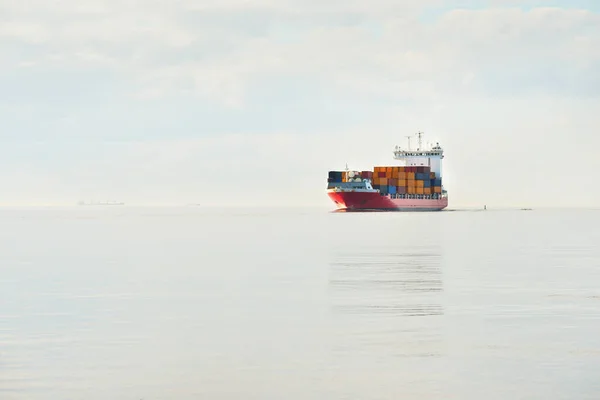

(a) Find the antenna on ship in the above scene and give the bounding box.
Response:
[406,136,412,150]
[417,131,423,150]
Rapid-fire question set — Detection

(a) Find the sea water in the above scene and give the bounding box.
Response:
[1,206,599,399]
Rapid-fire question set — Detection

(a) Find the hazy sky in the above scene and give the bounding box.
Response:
[1,0,599,207]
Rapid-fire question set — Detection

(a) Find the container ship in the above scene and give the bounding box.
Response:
[326,132,448,211]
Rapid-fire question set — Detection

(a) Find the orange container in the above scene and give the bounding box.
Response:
[416,187,424,195]
[380,178,388,186]
[416,180,424,188]
[407,186,416,194]
[407,172,415,180]
[424,187,432,195]
[407,179,415,188]
[398,172,406,180]
[397,179,406,187]
[434,186,442,194]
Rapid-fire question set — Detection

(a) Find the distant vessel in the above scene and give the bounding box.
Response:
[326,131,448,211]
[78,201,125,206]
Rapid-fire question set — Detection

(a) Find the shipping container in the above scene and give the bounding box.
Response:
[424,187,432,195]
[398,172,406,180]
[380,185,389,195]
[328,171,344,182]
[407,186,416,194]
[423,180,431,188]
[416,180,424,188]
[416,187,424,195]
[434,186,442,194]
[430,172,436,179]
[397,186,406,194]
[397,179,406,187]
[407,179,415,187]
[389,185,397,195]
[407,172,415,180]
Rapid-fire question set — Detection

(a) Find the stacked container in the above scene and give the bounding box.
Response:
[329,165,443,195]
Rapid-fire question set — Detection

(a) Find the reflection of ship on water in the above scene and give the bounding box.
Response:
[328,247,444,358]
[78,200,125,206]
[329,249,444,317]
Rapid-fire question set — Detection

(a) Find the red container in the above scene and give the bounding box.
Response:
[378,172,386,178]
[396,186,406,194]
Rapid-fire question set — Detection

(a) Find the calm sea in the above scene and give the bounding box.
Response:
[1,206,599,399]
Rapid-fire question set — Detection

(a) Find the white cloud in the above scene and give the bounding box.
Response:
[3,1,597,104]
[1,1,599,207]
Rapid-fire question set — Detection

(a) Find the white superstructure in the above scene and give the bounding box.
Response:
[393,131,444,179]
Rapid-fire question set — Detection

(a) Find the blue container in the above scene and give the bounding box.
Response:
[328,171,344,182]
[423,180,431,188]
[433,178,442,186]
[380,186,389,195]
[415,173,426,180]
[389,185,397,194]
[328,171,342,182]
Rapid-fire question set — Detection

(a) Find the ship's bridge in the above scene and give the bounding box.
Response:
[393,148,444,158]
[392,132,445,179]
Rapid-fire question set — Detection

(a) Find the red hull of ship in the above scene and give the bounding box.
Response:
[327,191,448,211]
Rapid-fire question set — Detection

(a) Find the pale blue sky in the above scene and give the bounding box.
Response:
[1,0,599,207]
